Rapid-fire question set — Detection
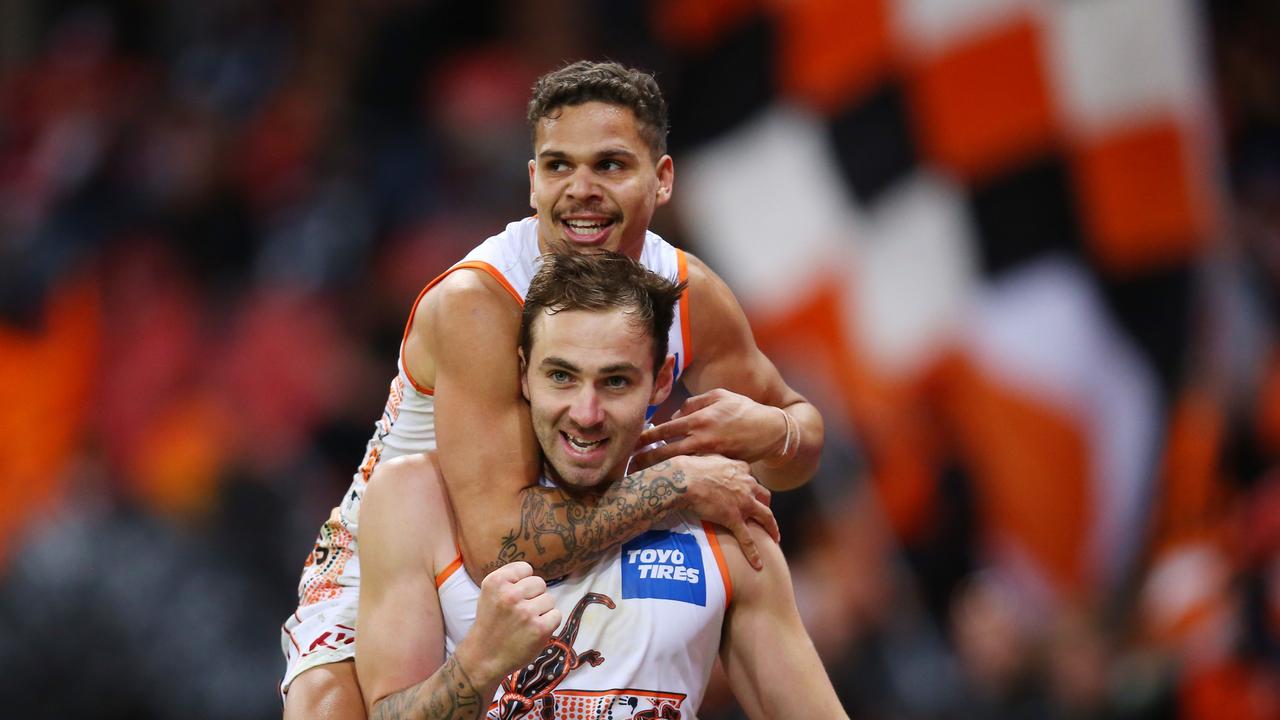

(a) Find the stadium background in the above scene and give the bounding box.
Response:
[1,0,1278,717]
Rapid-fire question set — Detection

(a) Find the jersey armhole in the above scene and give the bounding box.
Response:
[400,261,525,394]
[701,520,733,608]
[435,550,465,588]
[676,249,693,373]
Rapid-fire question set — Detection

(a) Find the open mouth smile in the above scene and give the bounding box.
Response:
[560,216,616,243]
[561,431,607,454]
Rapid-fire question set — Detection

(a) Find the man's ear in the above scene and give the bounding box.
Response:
[650,354,675,407]
[519,347,530,402]
[655,154,674,206]
[528,159,537,210]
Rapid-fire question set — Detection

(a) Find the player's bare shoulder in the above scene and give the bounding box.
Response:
[420,267,523,334]
[364,454,449,521]
[678,252,757,383]
[362,453,457,567]
[405,267,524,385]
[683,252,749,334]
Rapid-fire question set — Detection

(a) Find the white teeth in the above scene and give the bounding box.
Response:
[566,434,603,450]
[564,220,607,233]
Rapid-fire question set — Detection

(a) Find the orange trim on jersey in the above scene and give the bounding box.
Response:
[399,260,526,395]
[702,521,733,607]
[676,249,693,372]
[435,554,464,588]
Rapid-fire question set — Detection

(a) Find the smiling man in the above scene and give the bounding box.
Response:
[356,252,847,720]
[281,62,824,719]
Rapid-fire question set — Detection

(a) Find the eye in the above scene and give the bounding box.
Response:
[603,375,630,390]
[549,370,572,384]
[545,159,570,173]
[598,159,624,172]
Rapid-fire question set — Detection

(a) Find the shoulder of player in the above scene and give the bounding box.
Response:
[424,265,520,308]
[682,251,752,357]
[684,251,744,312]
[708,522,788,602]
[415,266,521,334]
[681,251,717,293]
[363,454,453,565]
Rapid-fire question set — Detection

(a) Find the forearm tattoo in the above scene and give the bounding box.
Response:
[482,461,688,577]
[371,655,484,720]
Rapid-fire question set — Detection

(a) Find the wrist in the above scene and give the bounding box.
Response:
[639,456,695,512]
[762,407,798,468]
[666,457,698,511]
[452,634,506,688]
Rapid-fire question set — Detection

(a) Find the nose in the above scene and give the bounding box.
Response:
[568,385,604,429]
[565,165,601,202]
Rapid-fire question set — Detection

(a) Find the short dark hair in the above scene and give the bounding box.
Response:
[520,251,685,376]
[527,60,669,158]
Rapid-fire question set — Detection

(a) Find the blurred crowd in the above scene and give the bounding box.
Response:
[1,1,1279,719]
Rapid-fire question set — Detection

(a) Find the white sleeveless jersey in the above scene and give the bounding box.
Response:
[436,511,731,720]
[295,217,692,608]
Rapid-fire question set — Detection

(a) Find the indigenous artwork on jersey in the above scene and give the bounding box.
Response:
[487,591,689,720]
[491,592,614,720]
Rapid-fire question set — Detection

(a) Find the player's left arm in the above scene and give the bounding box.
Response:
[715,524,849,719]
[634,253,823,490]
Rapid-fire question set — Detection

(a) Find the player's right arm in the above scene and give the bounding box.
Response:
[417,269,777,582]
[715,524,848,719]
[357,455,560,720]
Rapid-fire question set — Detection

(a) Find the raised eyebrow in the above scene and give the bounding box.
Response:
[597,148,639,162]
[540,356,582,374]
[598,362,643,376]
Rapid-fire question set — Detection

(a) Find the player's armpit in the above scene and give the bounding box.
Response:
[672,254,824,491]
[715,525,849,719]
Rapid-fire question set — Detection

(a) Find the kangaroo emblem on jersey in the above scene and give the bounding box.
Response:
[493,592,616,720]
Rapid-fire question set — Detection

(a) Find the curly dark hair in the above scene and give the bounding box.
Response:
[527,60,669,158]
[520,251,686,377]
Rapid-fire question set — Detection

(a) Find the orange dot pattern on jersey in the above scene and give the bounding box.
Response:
[909,16,1059,182]
[1075,119,1212,273]
[301,520,355,606]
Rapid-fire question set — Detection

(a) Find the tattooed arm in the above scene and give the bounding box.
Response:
[487,457,777,578]
[358,455,560,720]
[370,656,484,720]
[369,566,559,720]
[419,271,777,582]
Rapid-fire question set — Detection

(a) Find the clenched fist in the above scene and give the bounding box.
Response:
[453,561,562,687]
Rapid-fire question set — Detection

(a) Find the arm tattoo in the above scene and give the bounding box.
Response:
[482,461,688,577]
[371,655,484,720]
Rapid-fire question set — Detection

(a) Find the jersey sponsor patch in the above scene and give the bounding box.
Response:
[621,530,705,606]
